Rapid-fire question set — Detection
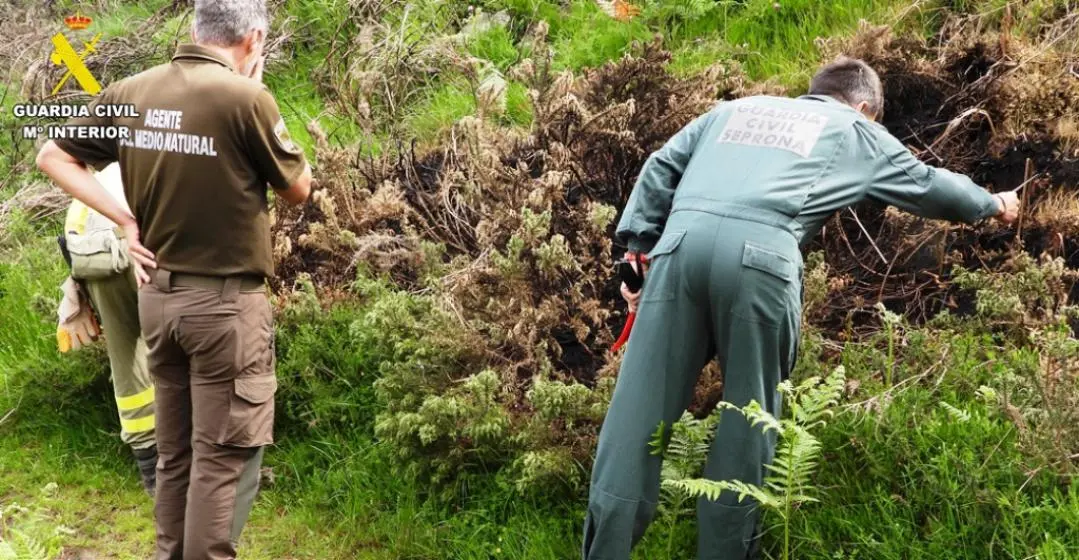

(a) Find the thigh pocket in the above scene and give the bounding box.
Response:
[732,242,797,328]
[640,231,686,302]
[221,373,277,447]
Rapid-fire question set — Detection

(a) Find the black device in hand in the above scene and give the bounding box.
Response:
[617,258,645,294]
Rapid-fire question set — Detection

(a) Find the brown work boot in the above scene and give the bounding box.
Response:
[132,445,157,497]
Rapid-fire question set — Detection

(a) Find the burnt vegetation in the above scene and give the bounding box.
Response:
[275,15,1079,395]
[812,19,1079,333]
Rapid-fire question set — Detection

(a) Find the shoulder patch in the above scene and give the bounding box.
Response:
[273,118,301,153]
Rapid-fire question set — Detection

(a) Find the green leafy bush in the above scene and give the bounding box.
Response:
[952,252,1078,335]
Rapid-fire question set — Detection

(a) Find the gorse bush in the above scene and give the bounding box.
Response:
[275,272,606,497]
[988,322,1079,477]
[945,253,1079,477]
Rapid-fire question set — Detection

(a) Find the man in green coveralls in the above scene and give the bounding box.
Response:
[582,57,1020,560]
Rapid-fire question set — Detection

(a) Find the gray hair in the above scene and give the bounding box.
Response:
[193,0,268,47]
[809,56,884,118]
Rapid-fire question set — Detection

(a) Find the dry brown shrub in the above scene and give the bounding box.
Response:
[275,39,739,392]
[274,11,1079,410]
[1032,189,1079,234]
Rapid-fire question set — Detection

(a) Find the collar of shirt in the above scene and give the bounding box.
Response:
[798,94,872,120]
[172,44,236,72]
[797,94,848,106]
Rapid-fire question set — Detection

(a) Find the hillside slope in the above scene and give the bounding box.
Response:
[2,1,1079,559]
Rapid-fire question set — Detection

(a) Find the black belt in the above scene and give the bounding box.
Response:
[150,269,265,295]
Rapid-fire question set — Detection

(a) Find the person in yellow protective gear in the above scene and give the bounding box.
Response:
[58,162,158,495]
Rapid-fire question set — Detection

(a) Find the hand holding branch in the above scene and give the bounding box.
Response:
[993,190,1020,224]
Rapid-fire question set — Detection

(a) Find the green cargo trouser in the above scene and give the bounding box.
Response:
[84,267,156,450]
[583,210,802,560]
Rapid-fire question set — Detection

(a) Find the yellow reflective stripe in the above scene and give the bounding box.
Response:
[116,387,155,411]
[65,201,90,235]
[120,414,155,434]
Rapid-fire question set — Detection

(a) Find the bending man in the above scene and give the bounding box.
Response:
[582,57,1019,560]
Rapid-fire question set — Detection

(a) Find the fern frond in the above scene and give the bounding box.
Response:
[663,478,780,510]
[662,478,727,502]
[791,367,845,426]
[939,401,972,422]
[654,366,847,560]
[8,528,48,560]
[660,410,723,479]
[725,400,781,434]
[649,420,667,457]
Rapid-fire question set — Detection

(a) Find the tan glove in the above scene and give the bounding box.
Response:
[57,277,100,353]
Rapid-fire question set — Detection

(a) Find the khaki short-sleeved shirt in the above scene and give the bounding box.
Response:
[54,44,307,278]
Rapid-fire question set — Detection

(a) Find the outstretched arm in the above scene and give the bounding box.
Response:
[857,121,1016,224]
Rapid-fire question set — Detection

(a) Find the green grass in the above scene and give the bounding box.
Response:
[0,427,372,558]
[673,0,900,86]
[0,426,698,559]
[503,80,534,127]
[405,80,478,142]
[82,0,175,40]
[484,0,914,89]
[468,25,522,71]
[0,213,108,420]
[7,316,1078,558]
[270,0,367,152]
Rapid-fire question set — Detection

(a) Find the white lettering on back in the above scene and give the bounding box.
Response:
[717,103,828,157]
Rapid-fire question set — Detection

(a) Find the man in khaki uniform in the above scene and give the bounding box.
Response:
[57,162,158,495]
[36,1,311,558]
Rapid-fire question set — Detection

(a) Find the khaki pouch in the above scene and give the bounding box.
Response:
[67,229,130,280]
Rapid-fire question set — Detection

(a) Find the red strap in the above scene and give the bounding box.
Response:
[611,252,647,353]
[610,311,636,352]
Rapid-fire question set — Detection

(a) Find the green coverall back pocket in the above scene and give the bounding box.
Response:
[641,230,686,302]
[733,242,796,327]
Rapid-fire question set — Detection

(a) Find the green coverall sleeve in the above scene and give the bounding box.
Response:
[616,111,715,254]
[858,121,1000,225]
